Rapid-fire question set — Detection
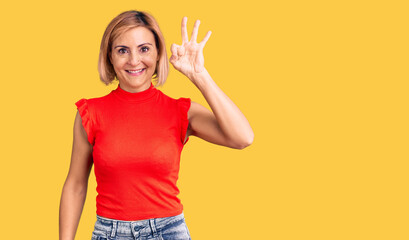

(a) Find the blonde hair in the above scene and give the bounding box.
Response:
[98,10,168,87]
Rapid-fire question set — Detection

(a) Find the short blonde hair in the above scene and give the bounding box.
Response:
[98,10,168,87]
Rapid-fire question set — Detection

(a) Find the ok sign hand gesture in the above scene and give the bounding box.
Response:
[170,17,211,81]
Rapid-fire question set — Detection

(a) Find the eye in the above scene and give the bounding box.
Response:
[140,46,150,53]
[118,48,128,54]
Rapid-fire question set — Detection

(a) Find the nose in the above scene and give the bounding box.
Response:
[128,52,141,66]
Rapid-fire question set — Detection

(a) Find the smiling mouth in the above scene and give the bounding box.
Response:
[126,69,145,73]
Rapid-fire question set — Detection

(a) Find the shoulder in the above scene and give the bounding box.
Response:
[155,89,178,101]
[83,90,116,106]
[155,89,191,108]
[75,91,116,119]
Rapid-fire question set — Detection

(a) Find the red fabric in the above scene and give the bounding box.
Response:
[75,82,191,220]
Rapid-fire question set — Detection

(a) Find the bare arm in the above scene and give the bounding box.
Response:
[171,17,254,149]
[59,111,93,240]
[186,71,254,149]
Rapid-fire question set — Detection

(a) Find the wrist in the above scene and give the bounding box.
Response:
[189,68,208,85]
[190,69,214,92]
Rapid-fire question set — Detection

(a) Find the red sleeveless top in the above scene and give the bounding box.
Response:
[75,82,191,220]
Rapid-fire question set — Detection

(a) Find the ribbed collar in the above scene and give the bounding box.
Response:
[112,82,157,102]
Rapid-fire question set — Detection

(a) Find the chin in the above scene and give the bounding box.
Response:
[121,79,151,90]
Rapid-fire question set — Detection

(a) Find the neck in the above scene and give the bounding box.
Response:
[112,82,157,102]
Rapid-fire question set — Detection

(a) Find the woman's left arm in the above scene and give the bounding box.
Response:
[170,17,254,149]
[188,69,254,149]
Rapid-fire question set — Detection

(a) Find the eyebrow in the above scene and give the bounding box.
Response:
[114,43,153,49]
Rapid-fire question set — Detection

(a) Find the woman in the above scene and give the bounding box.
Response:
[59,10,253,240]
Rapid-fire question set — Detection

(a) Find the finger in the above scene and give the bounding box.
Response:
[177,45,185,56]
[170,44,179,59]
[181,17,189,43]
[190,19,200,43]
[200,30,212,48]
[169,54,176,64]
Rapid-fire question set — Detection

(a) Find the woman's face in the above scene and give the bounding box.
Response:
[110,27,158,93]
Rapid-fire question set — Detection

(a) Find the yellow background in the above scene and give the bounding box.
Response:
[0,0,408,239]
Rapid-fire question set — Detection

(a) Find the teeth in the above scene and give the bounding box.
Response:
[127,69,143,73]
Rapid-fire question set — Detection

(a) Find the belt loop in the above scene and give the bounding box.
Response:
[149,219,158,237]
[110,220,117,238]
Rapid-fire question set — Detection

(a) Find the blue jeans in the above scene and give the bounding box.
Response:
[91,212,192,240]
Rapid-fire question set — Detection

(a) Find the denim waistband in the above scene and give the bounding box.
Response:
[94,212,185,239]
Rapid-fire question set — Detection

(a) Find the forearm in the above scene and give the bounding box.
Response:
[59,180,88,240]
[192,69,254,148]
